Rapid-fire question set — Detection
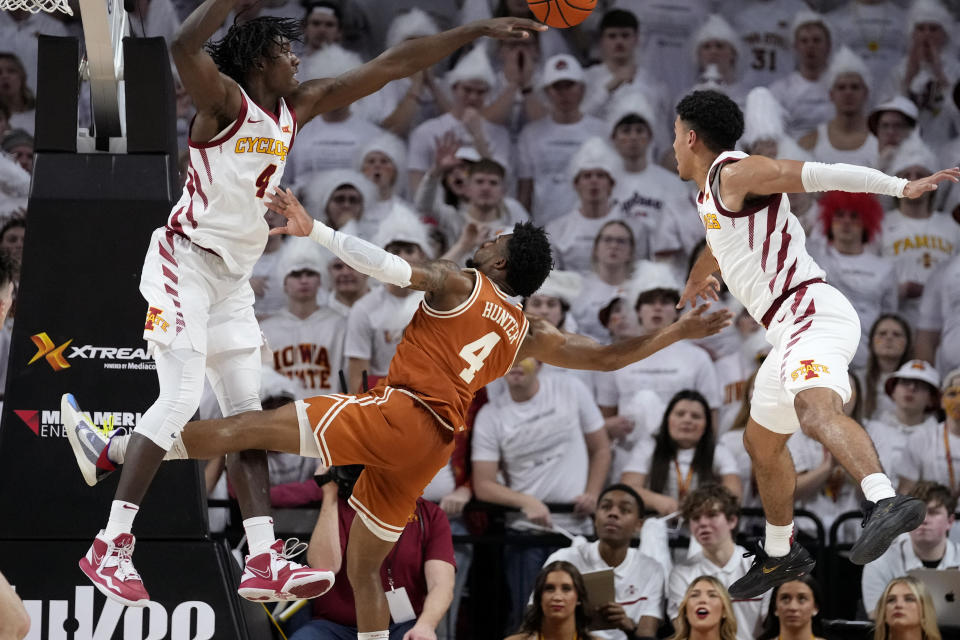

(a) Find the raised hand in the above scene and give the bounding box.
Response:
[476,17,548,40]
[265,187,315,237]
[902,167,960,198]
[433,130,461,171]
[677,274,721,309]
[676,304,734,339]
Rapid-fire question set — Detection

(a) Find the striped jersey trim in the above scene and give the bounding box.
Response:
[348,495,404,542]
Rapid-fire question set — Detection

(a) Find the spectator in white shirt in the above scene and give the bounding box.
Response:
[0,54,34,137]
[483,32,548,138]
[356,132,416,236]
[726,0,804,91]
[546,137,623,274]
[799,47,878,169]
[344,209,432,392]
[668,484,767,640]
[880,138,960,328]
[671,575,739,640]
[808,192,896,369]
[916,253,960,378]
[408,45,513,194]
[898,367,960,497]
[866,359,942,477]
[298,2,343,61]
[300,168,379,240]
[543,484,665,640]
[324,256,369,318]
[862,482,959,619]
[768,10,833,139]
[570,221,637,344]
[472,356,611,626]
[622,391,741,515]
[861,314,913,422]
[516,54,607,224]
[684,15,748,109]
[867,97,919,174]
[261,238,346,397]
[872,576,943,640]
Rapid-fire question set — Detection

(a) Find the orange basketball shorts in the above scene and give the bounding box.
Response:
[294,386,454,541]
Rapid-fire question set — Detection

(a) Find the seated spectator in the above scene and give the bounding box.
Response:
[883,0,959,145]
[414,140,475,236]
[622,392,740,515]
[286,46,385,186]
[789,373,866,542]
[251,209,289,320]
[868,97,920,174]
[543,484,665,640]
[866,360,941,475]
[570,221,637,344]
[597,286,722,429]
[756,576,827,640]
[916,252,960,377]
[668,485,765,640]
[685,15,748,108]
[0,14,67,96]
[517,54,606,224]
[298,1,343,63]
[1,129,32,174]
[862,482,958,619]
[861,314,913,421]
[472,356,611,624]
[0,124,26,218]
[670,575,739,640]
[505,561,594,640]
[898,367,960,495]
[408,46,512,194]
[0,53,34,136]
[261,238,346,397]
[808,192,896,369]
[872,576,942,640]
[606,90,690,267]
[300,169,379,240]
[293,465,455,640]
[345,209,431,392]
[581,10,670,150]
[769,11,834,139]
[0,214,23,263]
[547,137,623,273]
[880,138,960,328]
[483,31,548,139]
[324,256,369,318]
[799,47,878,169]
[356,133,417,233]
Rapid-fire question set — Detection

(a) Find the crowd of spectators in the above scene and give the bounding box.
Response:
[0,0,959,637]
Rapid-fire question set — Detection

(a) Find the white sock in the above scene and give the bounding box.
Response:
[764,521,794,557]
[108,432,187,463]
[861,473,896,503]
[243,516,276,555]
[358,632,389,639]
[104,500,139,539]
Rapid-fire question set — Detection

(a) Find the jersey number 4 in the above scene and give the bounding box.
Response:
[255,164,278,198]
[458,332,501,383]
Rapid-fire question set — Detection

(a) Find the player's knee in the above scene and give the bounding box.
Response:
[794,391,839,438]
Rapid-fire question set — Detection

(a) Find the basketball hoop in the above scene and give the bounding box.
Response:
[0,0,73,16]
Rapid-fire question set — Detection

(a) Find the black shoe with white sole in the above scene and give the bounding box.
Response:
[728,541,816,599]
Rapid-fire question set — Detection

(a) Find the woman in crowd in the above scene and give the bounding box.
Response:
[571,221,637,344]
[0,53,35,136]
[757,575,829,640]
[861,314,914,420]
[670,575,738,640]
[621,390,741,515]
[505,560,593,640]
[718,369,761,518]
[873,577,941,640]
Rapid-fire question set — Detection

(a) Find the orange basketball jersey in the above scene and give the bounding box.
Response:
[384,269,529,433]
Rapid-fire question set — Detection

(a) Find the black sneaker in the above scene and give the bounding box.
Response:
[849,496,927,565]
[727,541,816,599]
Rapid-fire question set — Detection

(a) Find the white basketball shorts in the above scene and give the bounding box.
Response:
[751,283,860,434]
[139,227,262,355]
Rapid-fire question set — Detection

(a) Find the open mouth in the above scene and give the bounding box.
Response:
[695,607,709,619]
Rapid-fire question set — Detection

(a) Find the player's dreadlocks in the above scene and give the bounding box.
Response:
[206,17,303,89]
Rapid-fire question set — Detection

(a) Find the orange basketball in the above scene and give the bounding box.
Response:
[528,0,596,28]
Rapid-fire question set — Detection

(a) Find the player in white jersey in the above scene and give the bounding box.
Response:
[63,0,550,608]
[671,90,960,599]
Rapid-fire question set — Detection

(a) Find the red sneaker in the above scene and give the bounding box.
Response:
[237,539,334,602]
[78,531,150,607]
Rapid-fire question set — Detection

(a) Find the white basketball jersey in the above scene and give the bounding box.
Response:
[168,87,297,277]
[697,151,825,326]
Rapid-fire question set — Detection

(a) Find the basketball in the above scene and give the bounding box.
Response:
[528,0,596,28]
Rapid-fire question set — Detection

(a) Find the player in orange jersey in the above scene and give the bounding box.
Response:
[64,187,731,638]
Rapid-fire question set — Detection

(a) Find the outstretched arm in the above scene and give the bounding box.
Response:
[518,305,732,371]
[292,18,547,124]
[266,188,474,310]
[169,0,243,139]
[717,155,960,212]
